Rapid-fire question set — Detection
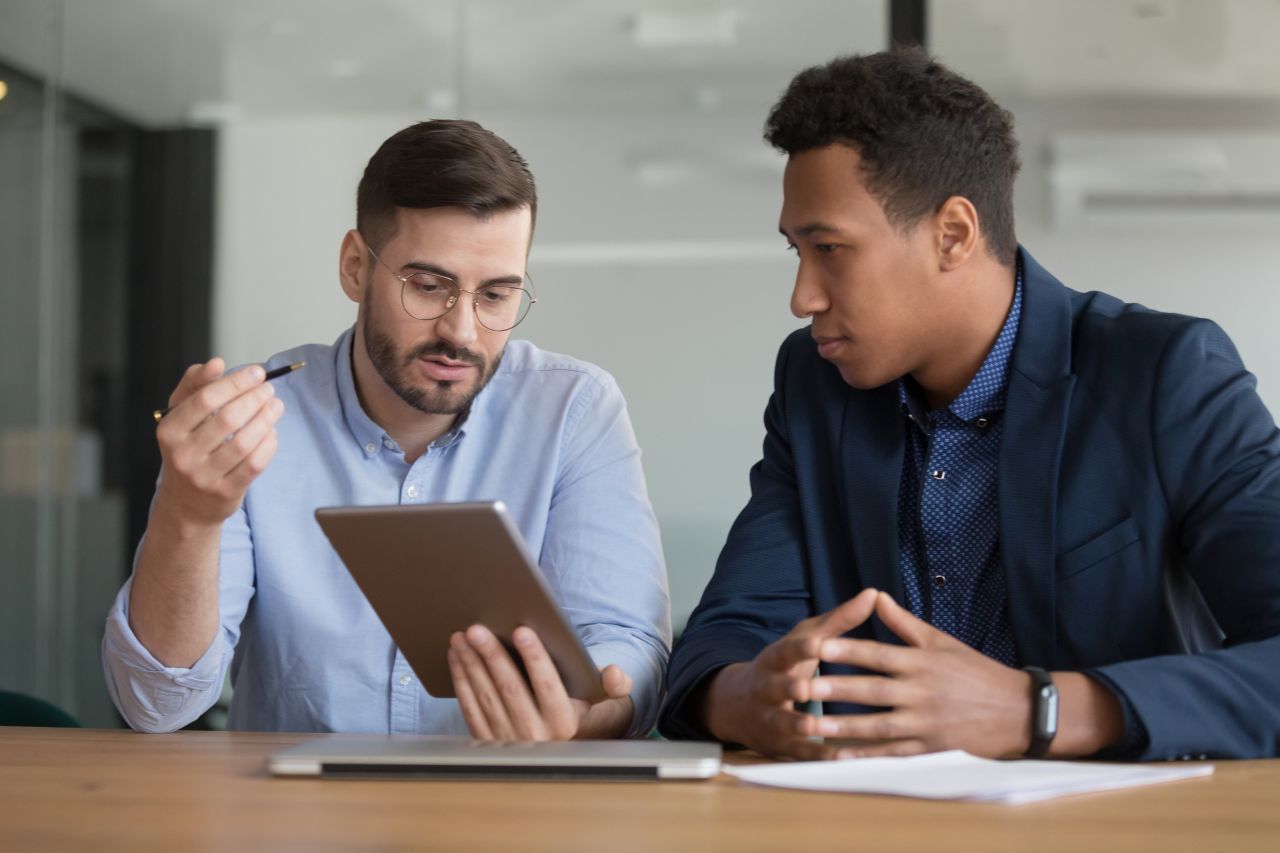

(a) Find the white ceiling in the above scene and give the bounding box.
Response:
[1,0,1277,128]
[0,0,887,125]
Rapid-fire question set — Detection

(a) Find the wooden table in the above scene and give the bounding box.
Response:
[2,727,1276,852]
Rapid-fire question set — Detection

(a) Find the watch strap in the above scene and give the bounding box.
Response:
[1024,666,1058,758]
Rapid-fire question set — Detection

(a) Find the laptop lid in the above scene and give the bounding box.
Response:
[267,736,723,781]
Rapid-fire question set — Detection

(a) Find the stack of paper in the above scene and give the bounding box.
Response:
[725,750,1213,804]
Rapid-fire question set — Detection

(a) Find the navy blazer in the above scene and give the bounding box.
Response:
[660,248,1280,760]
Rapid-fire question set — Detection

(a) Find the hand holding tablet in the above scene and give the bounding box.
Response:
[314,502,617,736]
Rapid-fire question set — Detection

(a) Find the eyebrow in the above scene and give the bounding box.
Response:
[779,222,844,240]
[401,261,525,287]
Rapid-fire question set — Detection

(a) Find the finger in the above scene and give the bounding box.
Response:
[812,710,921,743]
[223,422,279,492]
[763,705,822,740]
[511,627,576,740]
[814,587,880,636]
[168,359,224,409]
[167,363,267,436]
[465,625,548,740]
[810,674,916,710]
[875,591,944,648]
[212,397,283,477]
[600,664,633,700]
[817,637,918,676]
[450,630,519,739]
[835,739,929,759]
[757,634,824,673]
[189,381,276,455]
[448,645,495,740]
[764,737,841,762]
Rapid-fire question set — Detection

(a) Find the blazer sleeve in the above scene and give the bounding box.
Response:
[658,334,817,740]
[1094,319,1280,759]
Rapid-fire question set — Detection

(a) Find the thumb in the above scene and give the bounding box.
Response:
[813,587,879,639]
[875,591,938,647]
[600,664,632,700]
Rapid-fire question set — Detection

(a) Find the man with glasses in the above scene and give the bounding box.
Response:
[103,120,671,739]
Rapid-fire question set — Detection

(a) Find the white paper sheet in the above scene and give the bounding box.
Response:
[725,750,1213,804]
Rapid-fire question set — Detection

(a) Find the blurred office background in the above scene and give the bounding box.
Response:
[1,0,1278,728]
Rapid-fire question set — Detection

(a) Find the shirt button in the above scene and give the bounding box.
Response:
[975,417,990,429]
[933,575,946,589]
[383,437,396,449]
[406,485,418,498]
[364,442,377,455]
[931,469,946,481]
[399,675,412,687]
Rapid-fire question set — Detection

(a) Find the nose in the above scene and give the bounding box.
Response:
[790,261,829,319]
[433,292,480,349]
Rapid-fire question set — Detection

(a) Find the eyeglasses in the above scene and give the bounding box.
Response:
[366,244,536,332]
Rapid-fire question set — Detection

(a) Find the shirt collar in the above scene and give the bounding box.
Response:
[334,326,472,456]
[898,259,1024,426]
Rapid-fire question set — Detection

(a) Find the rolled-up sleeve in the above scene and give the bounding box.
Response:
[102,502,257,733]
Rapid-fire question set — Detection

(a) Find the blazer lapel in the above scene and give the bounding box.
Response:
[838,383,906,643]
[999,248,1077,668]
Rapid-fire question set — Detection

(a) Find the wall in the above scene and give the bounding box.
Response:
[215,103,1280,631]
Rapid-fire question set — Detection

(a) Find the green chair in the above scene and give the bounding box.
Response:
[0,690,81,727]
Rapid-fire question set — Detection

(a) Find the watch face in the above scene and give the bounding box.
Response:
[1036,685,1059,737]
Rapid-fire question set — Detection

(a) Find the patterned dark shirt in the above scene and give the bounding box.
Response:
[896,266,1023,665]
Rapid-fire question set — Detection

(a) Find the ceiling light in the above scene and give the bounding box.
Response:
[0,80,8,102]
[629,10,738,48]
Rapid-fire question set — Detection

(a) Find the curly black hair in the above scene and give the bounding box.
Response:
[765,47,1020,266]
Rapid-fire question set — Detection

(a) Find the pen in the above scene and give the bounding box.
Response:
[152,361,306,423]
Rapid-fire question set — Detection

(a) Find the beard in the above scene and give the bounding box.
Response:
[362,309,502,416]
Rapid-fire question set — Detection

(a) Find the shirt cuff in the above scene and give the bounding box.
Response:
[101,578,226,732]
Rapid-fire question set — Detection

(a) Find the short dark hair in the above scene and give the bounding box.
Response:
[357,119,537,251]
[765,47,1020,266]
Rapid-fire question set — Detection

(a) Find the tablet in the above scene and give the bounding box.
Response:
[314,502,606,702]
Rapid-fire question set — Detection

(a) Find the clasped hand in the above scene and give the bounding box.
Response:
[705,588,1033,760]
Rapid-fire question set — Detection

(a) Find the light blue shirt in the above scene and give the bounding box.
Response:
[103,328,672,736]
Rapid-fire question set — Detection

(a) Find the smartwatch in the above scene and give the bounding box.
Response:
[1024,666,1058,758]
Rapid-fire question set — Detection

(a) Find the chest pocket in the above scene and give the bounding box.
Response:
[1058,516,1140,579]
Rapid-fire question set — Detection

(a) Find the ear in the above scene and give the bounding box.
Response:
[339,229,369,304]
[933,196,980,272]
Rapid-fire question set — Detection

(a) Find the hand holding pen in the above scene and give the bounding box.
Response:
[151,358,302,528]
[153,361,304,422]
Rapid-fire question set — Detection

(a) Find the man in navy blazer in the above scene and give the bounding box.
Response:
[659,48,1280,761]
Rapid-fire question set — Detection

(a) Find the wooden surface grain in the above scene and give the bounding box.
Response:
[2,727,1275,852]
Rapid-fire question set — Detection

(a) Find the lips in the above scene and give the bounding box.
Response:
[813,335,846,360]
[417,357,476,382]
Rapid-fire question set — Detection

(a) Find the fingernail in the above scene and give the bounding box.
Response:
[811,680,830,699]
[818,719,839,737]
[514,629,533,647]
[466,625,487,644]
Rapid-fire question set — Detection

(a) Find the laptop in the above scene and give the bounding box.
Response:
[267,737,723,781]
